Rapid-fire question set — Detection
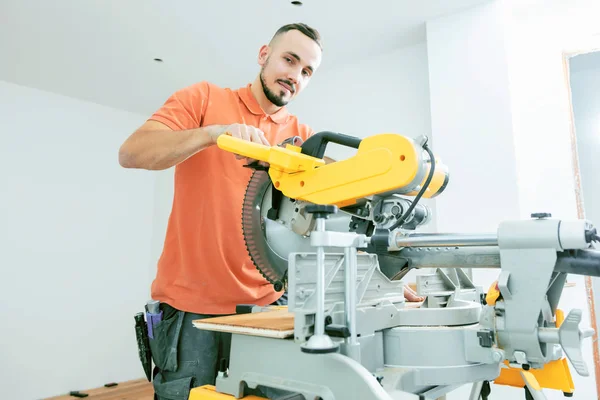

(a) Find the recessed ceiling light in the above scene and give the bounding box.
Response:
[154,58,163,62]
[291,1,302,5]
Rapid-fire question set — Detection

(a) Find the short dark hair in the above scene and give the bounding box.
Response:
[271,23,323,50]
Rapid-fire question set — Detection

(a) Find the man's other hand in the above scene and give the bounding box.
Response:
[404,285,425,302]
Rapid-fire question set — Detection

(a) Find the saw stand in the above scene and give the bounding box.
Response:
[299,204,368,359]
[207,211,598,400]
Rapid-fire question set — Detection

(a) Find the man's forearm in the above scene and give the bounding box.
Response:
[119,125,217,170]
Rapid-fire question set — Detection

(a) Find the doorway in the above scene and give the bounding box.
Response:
[565,48,600,399]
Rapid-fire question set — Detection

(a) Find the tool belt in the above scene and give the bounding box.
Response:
[135,301,195,400]
[134,301,182,376]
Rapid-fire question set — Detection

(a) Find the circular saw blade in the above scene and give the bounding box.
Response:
[242,170,288,290]
[242,170,351,290]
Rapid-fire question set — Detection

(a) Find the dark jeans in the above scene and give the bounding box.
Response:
[148,294,289,400]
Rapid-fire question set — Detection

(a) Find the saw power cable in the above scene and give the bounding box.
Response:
[388,141,435,231]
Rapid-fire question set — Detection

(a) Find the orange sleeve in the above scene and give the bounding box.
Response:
[149,81,210,130]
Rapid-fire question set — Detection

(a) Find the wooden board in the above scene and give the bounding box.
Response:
[193,310,295,339]
[45,378,153,400]
[193,301,423,339]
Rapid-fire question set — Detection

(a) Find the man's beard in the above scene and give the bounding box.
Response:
[260,68,289,107]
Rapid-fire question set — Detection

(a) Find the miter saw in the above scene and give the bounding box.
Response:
[188,131,600,400]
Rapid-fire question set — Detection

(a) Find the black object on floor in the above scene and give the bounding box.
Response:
[68,391,89,398]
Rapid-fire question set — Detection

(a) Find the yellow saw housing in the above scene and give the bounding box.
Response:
[217,133,448,208]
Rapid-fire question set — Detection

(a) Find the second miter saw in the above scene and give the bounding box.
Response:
[187,131,600,400]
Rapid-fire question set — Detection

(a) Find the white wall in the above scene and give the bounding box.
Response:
[288,42,433,146]
[425,1,599,398]
[570,51,600,228]
[505,10,580,221]
[426,0,521,235]
[0,81,153,399]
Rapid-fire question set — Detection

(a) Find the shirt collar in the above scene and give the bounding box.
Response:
[237,83,289,124]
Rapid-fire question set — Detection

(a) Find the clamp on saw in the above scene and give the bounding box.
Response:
[188,131,600,400]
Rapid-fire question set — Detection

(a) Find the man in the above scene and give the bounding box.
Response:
[119,23,423,400]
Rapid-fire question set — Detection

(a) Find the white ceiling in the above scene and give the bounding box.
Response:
[0,0,490,115]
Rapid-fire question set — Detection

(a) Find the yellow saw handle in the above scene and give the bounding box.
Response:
[217,134,271,161]
[218,132,448,207]
[216,135,325,173]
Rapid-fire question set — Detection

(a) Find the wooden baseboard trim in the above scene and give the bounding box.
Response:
[45,378,153,400]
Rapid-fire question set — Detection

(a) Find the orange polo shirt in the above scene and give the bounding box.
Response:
[148,82,313,315]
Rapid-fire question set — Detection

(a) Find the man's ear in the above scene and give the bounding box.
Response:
[258,45,270,66]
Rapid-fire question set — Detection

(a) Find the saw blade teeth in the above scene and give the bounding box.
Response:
[241,170,283,287]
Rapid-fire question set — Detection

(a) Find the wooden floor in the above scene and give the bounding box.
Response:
[46,378,153,400]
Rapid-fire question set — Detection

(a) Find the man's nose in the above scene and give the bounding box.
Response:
[287,69,301,85]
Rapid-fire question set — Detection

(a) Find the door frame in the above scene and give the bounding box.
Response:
[562,46,600,398]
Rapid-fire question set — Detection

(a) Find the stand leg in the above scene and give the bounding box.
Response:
[301,212,338,354]
[469,382,483,400]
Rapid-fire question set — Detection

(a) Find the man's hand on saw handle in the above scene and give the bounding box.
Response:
[118,121,272,170]
[208,123,270,148]
[209,123,271,166]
